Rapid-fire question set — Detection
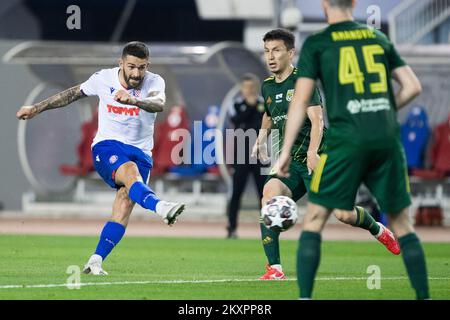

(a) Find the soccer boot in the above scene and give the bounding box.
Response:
[156,200,185,225]
[259,264,286,280]
[375,222,401,255]
[83,254,108,275]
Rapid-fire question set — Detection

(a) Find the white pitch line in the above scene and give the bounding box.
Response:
[0,277,449,290]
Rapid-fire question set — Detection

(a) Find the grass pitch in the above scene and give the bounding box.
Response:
[0,234,448,300]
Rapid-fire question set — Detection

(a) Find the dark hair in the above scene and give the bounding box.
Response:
[122,41,149,59]
[240,73,260,85]
[263,29,295,50]
[327,0,353,9]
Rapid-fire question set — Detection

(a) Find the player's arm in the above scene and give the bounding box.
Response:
[115,90,165,113]
[16,85,86,120]
[257,112,272,145]
[276,78,315,177]
[306,105,324,174]
[391,65,422,110]
[251,112,272,163]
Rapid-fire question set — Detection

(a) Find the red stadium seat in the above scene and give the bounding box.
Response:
[152,105,190,176]
[59,111,98,176]
[411,114,450,226]
[412,114,450,178]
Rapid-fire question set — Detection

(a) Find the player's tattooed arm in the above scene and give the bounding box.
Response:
[114,90,164,113]
[132,95,164,113]
[16,85,86,120]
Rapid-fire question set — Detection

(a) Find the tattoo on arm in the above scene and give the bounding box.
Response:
[34,85,86,113]
[131,97,164,113]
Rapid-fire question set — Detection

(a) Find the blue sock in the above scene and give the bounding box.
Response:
[95,221,126,260]
[128,181,160,211]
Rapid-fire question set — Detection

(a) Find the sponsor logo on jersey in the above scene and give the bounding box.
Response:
[272,114,287,125]
[107,104,140,116]
[346,98,390,114]
[286,89,294,102]
[275,93,283,103]
[109,155,118,164]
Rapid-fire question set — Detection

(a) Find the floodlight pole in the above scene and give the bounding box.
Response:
[110,0,137,42]
[272,0,282,28]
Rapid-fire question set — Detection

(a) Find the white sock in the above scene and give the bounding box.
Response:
[90,254,103,263]
[375,223,384,238]
[155,200,167,216]
[271,264,282,272]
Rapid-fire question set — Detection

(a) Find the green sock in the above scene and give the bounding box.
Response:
[260,223,281,265]
[399,233,430,300]
[297,231,321,299]
[352,206,380,236]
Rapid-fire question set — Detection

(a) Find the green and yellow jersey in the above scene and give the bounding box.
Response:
[261,67,324,163]
[297,21,406,148]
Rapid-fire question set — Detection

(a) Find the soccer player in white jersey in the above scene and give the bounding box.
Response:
[16,42,185,275]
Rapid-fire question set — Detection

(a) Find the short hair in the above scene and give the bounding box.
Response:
[263,29,295,50]
[122,41,149,59]
[327,0,353,9]
[240,73,260,86]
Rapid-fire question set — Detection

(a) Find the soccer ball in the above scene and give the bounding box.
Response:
[261,196,298,232]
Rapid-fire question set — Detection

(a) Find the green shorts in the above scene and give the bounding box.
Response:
[308,140,411,214]
[266,159,311,202]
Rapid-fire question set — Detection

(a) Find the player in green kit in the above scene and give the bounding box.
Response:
[253,29,400,281]
[276,0,429,299]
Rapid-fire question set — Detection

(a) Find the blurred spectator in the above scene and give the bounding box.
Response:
[401,106,430,171]
[226,73,266,239]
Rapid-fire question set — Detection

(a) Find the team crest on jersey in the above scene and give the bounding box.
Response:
[132,89,141,97]
[110,87,116,94]
[266,96,272,105]
[286,89,295,102]
[109,155,118,164]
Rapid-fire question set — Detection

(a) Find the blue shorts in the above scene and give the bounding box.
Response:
[92,140,153,189]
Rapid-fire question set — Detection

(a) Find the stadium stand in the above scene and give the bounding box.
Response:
[401,106,431,171]
[59,111,98,177]
[410,112,450,226]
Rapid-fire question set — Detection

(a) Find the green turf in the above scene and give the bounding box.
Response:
[0,234,448,300]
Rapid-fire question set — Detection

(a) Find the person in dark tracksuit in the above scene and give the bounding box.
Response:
[226,73,266,239]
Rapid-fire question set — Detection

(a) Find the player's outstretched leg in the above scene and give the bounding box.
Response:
[334,206,400,255]
[129,181,185,225]
[116,162,185,225]
[389,208,430,300]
